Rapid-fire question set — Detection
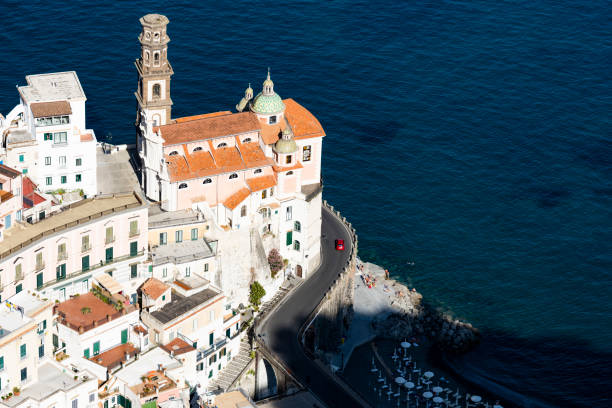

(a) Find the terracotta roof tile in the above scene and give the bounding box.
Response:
[0,164,21,179]
[246,175,276,192]
[90,343,139,369]
[158,112,260,146]
[80,133,94,142]
[210,145,245,172]
[224,187,250,210]
[22,176,46,208]
[161,338,195,356]
[141,278,169,300]
[0,190,14,203]
[174,111,232,123]
[133,325,148,335]
[237,137,274,167]
[273,162,303,173]
[260,119,284,145]
[283,98,325,140]
[30,101,72,118]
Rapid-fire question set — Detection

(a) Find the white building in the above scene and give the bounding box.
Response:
[0,292,53,396]
[139,277,241,390]
[54,291,139,363]
[0,71,97,197]
[0,191,148,302]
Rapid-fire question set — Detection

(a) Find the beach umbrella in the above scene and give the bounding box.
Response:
[424,371,434,379]
[433,396,443,404]
[471,395,482,403]
[396,377,406,385]
[433,386,443,394]
[423,391,433,399]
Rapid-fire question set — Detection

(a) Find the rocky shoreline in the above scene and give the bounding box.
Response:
[370,280,481,354]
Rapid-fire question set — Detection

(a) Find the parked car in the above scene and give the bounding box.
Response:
[335,239,345,251]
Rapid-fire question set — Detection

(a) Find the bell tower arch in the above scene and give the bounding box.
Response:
[135,13,173,127]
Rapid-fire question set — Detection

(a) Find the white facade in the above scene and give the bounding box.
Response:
[0,192,148,302]
[1,72,97,198]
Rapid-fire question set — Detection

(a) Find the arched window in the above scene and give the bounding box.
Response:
[154,52,160,63]
[152,84,161,98]
[178,183,188,189]
[154,32,160,40]
[269,116,277,124]
[294,221,301,232]
[169,151,178,156]
[217,142,227,148]
[203,178,212,184]
[286,171,294,175]
[286,155,292,164]
[254,169,262,174]
[193,146,203,152]
[242,138,252,143]
[144,51,150,61]
[240,205,247,217]
[229,173,238,179]
[293,240,300,251]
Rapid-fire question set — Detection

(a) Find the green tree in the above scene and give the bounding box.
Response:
[249,281,266,306]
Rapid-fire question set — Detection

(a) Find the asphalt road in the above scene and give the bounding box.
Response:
[258,206,365,407]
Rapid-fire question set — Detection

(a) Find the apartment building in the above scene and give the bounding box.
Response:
[0,192,148,302]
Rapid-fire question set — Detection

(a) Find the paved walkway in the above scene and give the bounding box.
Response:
[96,144,141,195]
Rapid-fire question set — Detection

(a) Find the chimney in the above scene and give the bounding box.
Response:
[107,314,112,322]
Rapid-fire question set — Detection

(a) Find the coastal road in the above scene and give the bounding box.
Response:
[257,206,366,407]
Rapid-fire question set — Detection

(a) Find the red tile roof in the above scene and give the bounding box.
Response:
[224,188,250,210]
[0,164,21,179]
[80,133,94,142]
[161,338,195,356]
[90,343,139,369]
[30,101,72,118]
[141,278,169,300]
[174,111,232,123]
[22,176,46,208]
[284,98,326,140]
[246,175,276,192]
[273,162,303,173]
[157,111,260,146]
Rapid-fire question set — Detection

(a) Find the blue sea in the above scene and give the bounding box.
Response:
[1,1,610,406]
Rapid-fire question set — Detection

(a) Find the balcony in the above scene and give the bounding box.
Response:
[34,262,45,272]
[105,236,115,245]
[58,252,68,261]
[197,337,228,361]
[81,244,91,253]
[38,250,145,291]
[129,229,140,238]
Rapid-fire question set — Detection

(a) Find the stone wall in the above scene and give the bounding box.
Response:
[307,200,358,353]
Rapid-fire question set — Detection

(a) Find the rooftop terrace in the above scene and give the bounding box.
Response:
[18,71,86,103]
[148,204,205,229]
[151,239,216,266]
[0,191,145,259]
[55,292,137,333]
[150,288,220,325]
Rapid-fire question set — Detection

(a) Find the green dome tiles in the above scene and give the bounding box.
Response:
[251,92,285,115]
[273,137,298,154]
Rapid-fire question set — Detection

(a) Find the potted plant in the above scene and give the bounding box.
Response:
[13,387,20,396]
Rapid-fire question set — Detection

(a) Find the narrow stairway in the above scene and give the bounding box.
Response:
[207,340,252,392]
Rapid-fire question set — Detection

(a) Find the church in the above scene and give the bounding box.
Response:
[135,14,324,277]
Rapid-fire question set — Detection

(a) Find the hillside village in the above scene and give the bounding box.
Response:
[0,14,326,408]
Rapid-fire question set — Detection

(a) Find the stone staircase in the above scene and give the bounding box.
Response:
[207,340,252,392]
[258,286,291,317]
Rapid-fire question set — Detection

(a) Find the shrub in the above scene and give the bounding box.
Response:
[267,249,283,277]
[249,281,266,306]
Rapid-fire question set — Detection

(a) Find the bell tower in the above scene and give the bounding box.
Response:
[135,13,173,127]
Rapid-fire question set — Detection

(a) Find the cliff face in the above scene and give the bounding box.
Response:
[313,255,356,352]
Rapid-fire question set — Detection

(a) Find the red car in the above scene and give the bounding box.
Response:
[335,239,345,251]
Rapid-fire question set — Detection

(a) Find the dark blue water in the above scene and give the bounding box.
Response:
[1,1,611,406]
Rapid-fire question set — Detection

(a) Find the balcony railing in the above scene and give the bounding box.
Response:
[38,250,145,291]
[105,236,115,245]
[81,244,91,253]
[58,252,68,261]
[129,229,140,238]
[197,337,228,361]
[35,262,45,272]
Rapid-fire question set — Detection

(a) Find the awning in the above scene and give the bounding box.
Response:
[95,273,123,294]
